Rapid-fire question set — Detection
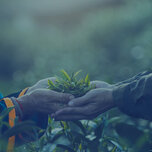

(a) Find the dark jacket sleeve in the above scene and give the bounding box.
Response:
[113,70,152,121]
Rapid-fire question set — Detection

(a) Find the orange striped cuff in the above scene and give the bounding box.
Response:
[3,98,16,152]
[18,88,29,98]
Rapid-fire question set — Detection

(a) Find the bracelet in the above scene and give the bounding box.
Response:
[15,98,24,112]
[11,97,23,120]
[18,88,29,98]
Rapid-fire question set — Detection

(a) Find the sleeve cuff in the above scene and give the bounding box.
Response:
[113,85,124,108]
[113,84,135,119]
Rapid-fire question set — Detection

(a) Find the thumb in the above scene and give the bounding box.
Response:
[68,94,90,107]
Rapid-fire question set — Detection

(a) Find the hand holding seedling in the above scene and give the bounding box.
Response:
[53,88,115,120]
[27,77,56,94]
[17,88,74,117]
[14,77,73,117]
[18,70,115,119]
[47,70,116,120]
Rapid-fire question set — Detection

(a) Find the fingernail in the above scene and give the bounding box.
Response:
[68,101,74,106]
[69,95,75,100]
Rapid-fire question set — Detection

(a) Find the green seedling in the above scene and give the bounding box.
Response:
[48,70,95,97]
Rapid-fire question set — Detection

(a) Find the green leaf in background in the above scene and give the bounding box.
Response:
[115,123,145,146]
[111,146,117,152]
[2,121,39,139]
[1,1,152,151]
[0,107,14,121]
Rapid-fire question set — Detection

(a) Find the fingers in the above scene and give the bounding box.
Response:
[37,103,62,114]
[42,89,75,104]
[68,88,104,107]
[38,77,56,88]
[52,107,92,121]
[48,77,56,83]
[29,77,56,92]
[53,104,111,121]
[68,94,91,107]
[53,114,89,121]
[90,81,111,88]
[31,89,74,104]
[54,107,85,116]
[57,92,75,104]
[39,77,56,84]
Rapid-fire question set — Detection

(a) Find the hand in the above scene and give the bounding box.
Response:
[27,77,56,94]
[18,88,74,117]
[53,88,116,121]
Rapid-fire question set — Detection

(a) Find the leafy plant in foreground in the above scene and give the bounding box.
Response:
[48,70,95,98]
[19,70,126,152]
[0,107,39,152]
[45,70,124,152]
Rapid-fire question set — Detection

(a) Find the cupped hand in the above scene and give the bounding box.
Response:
[53,88,116,121]
[27,77,56,94]
[18,88,74,117]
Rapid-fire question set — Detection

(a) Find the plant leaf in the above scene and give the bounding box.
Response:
[57,144,75,152]
[111,146,117,152]
[73,70,82,78]
[48,80,55,89]
[60,70,71,81]
[0,107,14,120]
[2,121,39,139]
[85,74,90,86]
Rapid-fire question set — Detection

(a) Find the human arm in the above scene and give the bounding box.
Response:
[0,77,74,149]
[53,70,152,121]
[113,70,152,120]
[0,77,56,131]
[53,88,114,120]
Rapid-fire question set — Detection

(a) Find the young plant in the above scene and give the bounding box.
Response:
[23,70,125,152]
[46,70,124,152]
[48,70,95,98]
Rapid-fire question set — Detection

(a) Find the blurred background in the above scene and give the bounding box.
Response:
[0,0,152,96]
[1,1,152,151]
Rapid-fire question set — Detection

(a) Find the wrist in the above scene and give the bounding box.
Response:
[112,85,125,109]
[17,94,35,118]
[11,97,23,119]
[108,88,116,108]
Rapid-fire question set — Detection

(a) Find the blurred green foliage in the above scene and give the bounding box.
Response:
[0,0,152,151]
[0,0,152,95]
